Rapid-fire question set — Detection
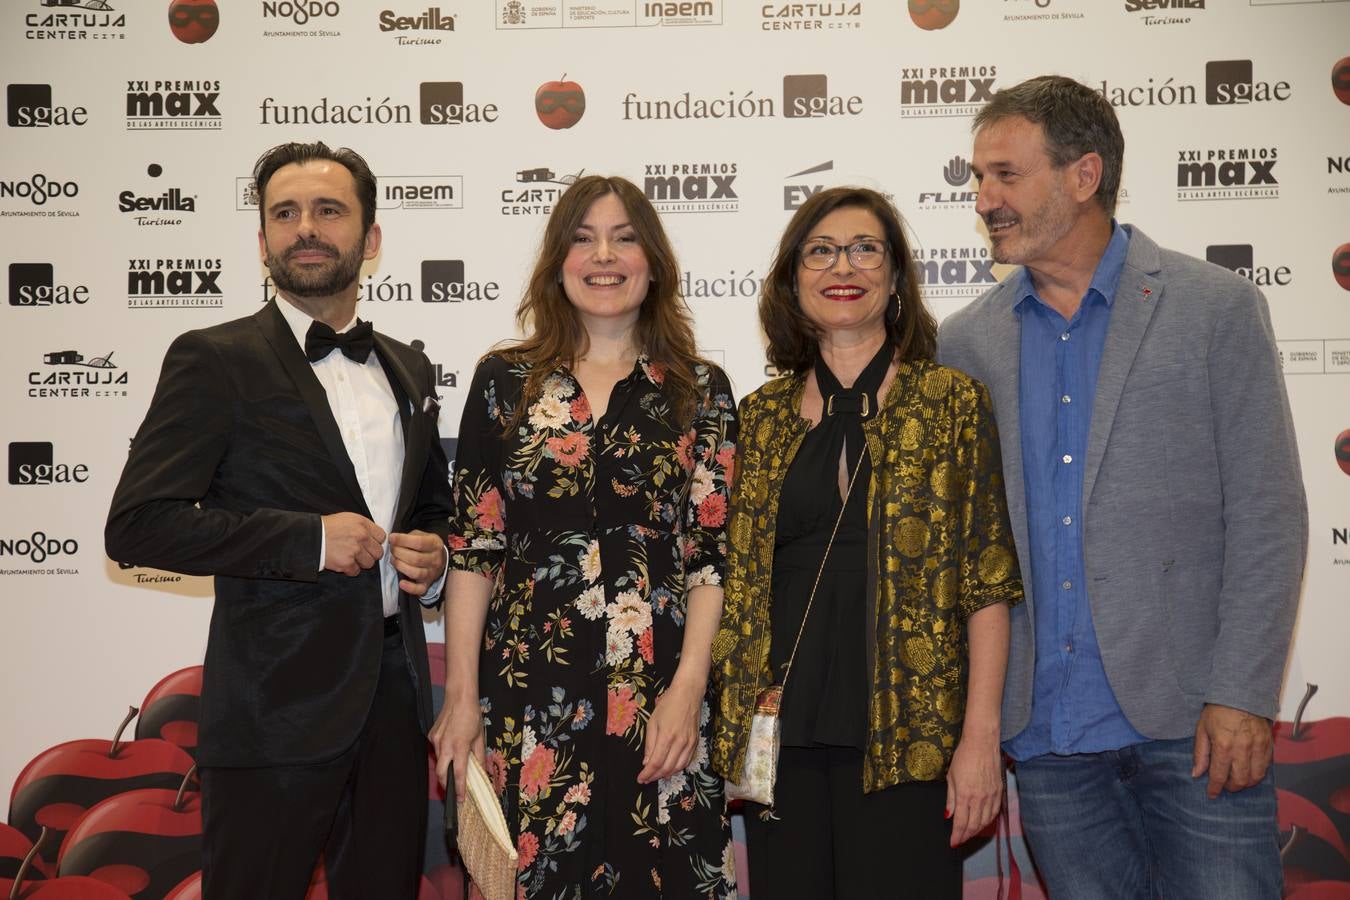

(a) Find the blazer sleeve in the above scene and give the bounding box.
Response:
[405,351,454,542]
[1202,282,1307,719]
[104,330,321,581]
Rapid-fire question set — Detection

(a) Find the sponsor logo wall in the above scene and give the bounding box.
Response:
[2,2,1347,895]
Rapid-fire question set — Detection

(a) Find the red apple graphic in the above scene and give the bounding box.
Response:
[1336,430,1350,477]
[535,76,585,130]
[1288,882,1350,899]
[908,0,959,31]
[56,766,202,898]
[1282,823,1350,893]
[163,870,199,900]
[1334,57,1350,107]
[1334,244,1350,293]
[9,708,195,864]
[166,860,332,900]
[167,0,219,44]
[1,824,52,884]
[134,667,202,760]
[2,828,132,900]
[1275,683,1350,884]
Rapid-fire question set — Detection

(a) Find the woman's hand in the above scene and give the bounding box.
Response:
[945,731,1003,846]
[637,674,705,784]
[430,690,486,803]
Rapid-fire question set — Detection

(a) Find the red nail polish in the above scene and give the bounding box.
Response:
[944,808,952,820]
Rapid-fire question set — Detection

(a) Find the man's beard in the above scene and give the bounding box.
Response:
[265,236,366,298]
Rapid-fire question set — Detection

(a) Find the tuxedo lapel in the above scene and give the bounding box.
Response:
[373,333,429,532]
[254,301,370,515]
[1083,230,1163,510]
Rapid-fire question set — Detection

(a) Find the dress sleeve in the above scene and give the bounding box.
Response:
[446,356,509,580]
[683,364,738,588]
[955,378,1024,619]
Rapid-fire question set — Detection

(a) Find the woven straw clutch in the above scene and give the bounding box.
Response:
[458,753,518,900]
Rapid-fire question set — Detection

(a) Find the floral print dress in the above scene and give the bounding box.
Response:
[448,353,738,899]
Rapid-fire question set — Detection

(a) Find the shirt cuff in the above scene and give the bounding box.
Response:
[317,516,326,574]
[418,543,451,606]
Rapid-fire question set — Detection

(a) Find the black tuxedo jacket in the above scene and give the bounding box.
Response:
[106,301,452,768]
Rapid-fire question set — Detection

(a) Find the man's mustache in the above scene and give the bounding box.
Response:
[284,238,340,259]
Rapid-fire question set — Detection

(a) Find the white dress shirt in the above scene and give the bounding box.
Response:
[276,297,444,615]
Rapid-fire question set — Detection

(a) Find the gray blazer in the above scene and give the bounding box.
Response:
[938,225,1307,741]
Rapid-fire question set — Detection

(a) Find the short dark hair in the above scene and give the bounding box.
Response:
[760,186,936,373]
[252,141,377,233]
[973,75,1125,217]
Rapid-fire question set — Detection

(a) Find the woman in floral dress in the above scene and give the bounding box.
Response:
[431,175,738,899]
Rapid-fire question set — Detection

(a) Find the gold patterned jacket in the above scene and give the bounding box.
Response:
[710,359,1023,792]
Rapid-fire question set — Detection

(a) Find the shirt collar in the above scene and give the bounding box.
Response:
[275,296,361,353]
[1015,220,1130,316]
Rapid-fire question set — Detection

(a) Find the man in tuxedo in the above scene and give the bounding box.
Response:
[106,141,452,899]
[938,77,1305,897]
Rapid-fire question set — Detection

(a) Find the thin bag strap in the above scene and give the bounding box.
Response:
[778,444,869,694]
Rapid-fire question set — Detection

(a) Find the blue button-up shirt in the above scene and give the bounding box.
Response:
[1004,223,1148,761]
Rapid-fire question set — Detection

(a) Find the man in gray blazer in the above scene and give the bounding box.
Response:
[938,75,1306,897]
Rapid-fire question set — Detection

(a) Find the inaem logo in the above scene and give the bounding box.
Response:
[909,0,959,30]
[168,0,220,43]
[1336,429,1350,477]
[8,442,89,486]
[1334,243,1350,292]
[7,84,87,127]
[1334,57,1350,106]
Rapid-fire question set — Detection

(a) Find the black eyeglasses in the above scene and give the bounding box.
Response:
[799,239,888,271]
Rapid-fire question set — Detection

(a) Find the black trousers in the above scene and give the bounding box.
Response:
[743,745,960,899]
[200,623,428,900]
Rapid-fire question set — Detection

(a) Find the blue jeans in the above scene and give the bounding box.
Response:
[1013,737,1281,899]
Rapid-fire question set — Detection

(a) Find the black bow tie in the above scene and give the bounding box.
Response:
[305,319,374,364]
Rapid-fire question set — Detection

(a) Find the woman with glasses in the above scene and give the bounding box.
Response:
[710,186,1022,897]
[432,175,737,899]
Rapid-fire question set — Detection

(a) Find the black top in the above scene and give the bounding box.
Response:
[767,345,890,749]
[769,423,870,748]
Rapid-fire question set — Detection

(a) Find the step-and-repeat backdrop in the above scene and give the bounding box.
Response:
[3,1,1348,897]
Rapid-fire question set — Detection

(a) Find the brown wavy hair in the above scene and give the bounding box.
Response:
[760,186,936,373]
[501,175,707,428]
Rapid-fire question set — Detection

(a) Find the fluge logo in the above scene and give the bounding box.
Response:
[909,0,958,30]
[536,76,584,129]
[168,0,219,43]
